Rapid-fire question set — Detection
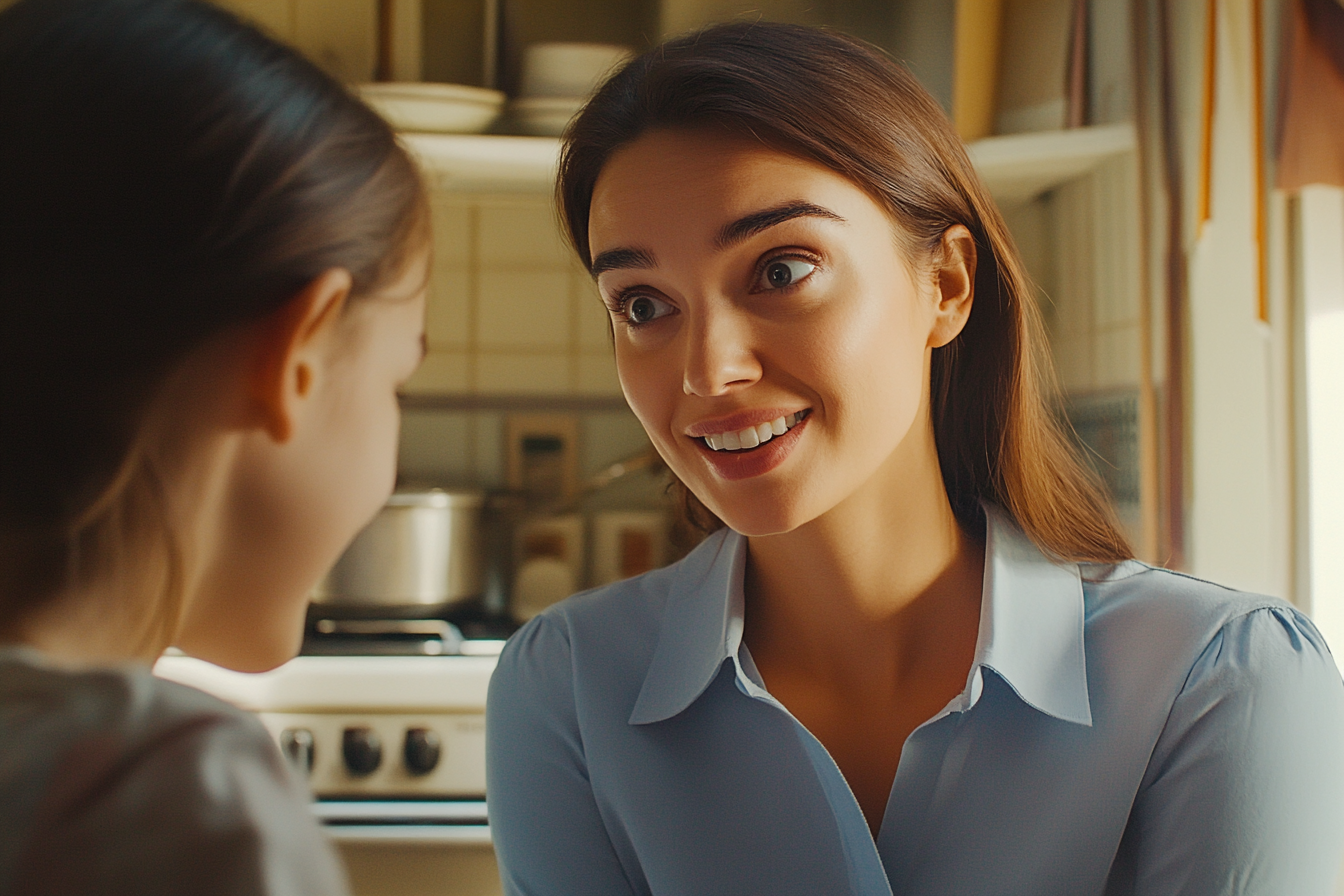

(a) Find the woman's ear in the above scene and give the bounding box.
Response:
[249,268,353,443]
[928,224,977,349]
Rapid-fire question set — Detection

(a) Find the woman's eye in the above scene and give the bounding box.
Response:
[620,293,675,326]
[758,257,817,290]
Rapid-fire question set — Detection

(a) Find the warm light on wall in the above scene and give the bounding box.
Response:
[1299,186,1344,651]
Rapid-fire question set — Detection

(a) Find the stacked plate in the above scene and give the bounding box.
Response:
[508,42,633,137]
[357,82,506,134]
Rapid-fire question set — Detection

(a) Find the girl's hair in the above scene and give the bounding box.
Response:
[558,21,1131,562]
[0,0,428,645]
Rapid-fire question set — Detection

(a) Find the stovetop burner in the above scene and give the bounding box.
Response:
[302,601,517,657]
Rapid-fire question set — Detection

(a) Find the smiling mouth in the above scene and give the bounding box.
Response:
[700,409,811,451]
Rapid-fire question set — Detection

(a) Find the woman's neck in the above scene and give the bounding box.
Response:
[743,425,985,690]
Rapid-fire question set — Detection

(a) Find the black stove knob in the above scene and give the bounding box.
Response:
[279,728,315,776]
[342,726,382,777]
[403,727,441,776]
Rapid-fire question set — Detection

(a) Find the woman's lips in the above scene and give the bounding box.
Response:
[693,411,810,481]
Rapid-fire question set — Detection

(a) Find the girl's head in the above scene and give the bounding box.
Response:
[0,0,429,667]
[559,21,1130,562]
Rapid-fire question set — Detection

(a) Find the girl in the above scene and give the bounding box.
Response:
[0,0,428,892]
[487,21,1344,896]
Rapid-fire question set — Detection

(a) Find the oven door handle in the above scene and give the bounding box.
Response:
[313,800,492,845]
[313,799,489,825]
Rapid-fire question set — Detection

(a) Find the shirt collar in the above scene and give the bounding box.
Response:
[629,506,1091,727]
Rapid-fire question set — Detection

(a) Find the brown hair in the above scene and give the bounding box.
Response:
[0,0,428,648]
[558,21,1130,562]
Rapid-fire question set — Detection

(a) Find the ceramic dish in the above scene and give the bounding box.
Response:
[507,95,587,136]
[357,82,506,134]
[518,42,633,99]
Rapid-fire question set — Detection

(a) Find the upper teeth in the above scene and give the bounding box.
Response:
[703,411,807,451]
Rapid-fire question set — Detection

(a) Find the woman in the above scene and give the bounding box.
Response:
[0,0,427,892]
[487,21,1344,896]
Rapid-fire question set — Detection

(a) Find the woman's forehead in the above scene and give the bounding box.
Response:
[587,130,906,264]
[590,132,864,244]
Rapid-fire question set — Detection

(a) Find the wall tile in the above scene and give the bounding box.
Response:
[401,351,470,394]
[476,270,571,349]
[1052,333,1094,394]
[430,195,472,266]
[574,271,613,350]
[478,199,570,266]
[577,352,622,396]
[292,0,376,82]
[425,269,470,349]
[475,352,571,394]
[215,0,294,37]
[1094,324,1142,390]
[398,410,473,485]
[472,413,504,487]
[581,412,649,477]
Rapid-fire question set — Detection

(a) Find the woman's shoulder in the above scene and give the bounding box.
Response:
[1080,560,1306,642]
[489,529,735,714]
[1077,563,1340,721]
[515,529,731,654]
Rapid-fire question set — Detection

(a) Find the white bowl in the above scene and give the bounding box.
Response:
[508,96,587,136]
[357,82,506,134]
[519,42,633,99]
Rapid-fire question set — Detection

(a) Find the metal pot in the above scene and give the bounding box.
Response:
[314,490,484,609]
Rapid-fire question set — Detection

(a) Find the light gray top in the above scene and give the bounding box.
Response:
[0,646,348,896]
[487,506,1344,895]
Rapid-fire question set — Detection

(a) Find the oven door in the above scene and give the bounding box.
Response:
[320,800,500,896]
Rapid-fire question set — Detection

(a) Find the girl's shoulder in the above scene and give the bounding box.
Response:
[0,647,267,782]
[0,648,348,895]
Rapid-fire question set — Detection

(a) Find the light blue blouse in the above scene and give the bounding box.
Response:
[486,507,1344,895]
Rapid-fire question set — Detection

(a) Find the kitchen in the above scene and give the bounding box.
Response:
[133,0,1344,892]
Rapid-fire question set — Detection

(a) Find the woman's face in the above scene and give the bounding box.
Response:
[589,129,963,536]
[176,251,428,671]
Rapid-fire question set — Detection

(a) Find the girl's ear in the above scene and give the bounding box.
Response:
[928,224,977,349]
[248,268,353,442]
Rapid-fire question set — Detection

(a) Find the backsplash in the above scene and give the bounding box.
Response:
[398,407,654,497]
[403,191,619,397]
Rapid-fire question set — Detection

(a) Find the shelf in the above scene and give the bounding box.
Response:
[403,123,1136,206]
[967,123,1137,208]
[403,133,559,193]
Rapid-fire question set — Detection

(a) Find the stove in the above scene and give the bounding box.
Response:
[153,605,515,846]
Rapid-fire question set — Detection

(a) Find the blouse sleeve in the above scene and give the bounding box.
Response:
[13,704,349,896]
[487,616,639,896]
[1122,606,1344,895]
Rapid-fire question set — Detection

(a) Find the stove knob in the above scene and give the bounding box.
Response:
[279,728,315,776]
[342,726,382,777]
[403,727,441,776]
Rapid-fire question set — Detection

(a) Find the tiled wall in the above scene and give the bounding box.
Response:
[1002,152,1146,543]
[1036,154,1144,395]
[395,186,654,494]
[403,191,621,398]
[398,407,654,493]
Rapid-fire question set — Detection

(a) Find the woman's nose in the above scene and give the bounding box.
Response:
[681,305,762,396]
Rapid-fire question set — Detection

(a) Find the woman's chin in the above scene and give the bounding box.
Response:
[704,496,815,539]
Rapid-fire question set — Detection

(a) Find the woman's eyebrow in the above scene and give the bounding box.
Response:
[589,202,844,277]
[714,202,846,249]
[591,247,657,276]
